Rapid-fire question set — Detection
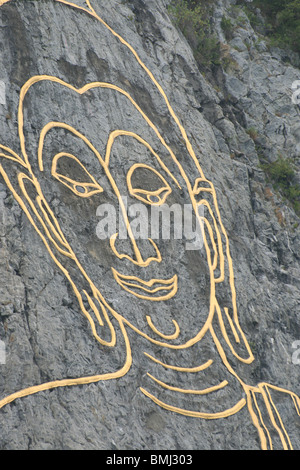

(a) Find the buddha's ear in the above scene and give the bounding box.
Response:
[0,144,31,201]
[191,177,225,277]
[192,177,214,198]
[191,176,254,364]
[0,144,28,169]
[0,144,117,349]
[0,144,72,259]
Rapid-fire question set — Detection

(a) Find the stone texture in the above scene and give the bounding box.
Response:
[0,0,299,450]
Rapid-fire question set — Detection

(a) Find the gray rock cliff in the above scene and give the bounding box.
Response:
[0,0,299,450]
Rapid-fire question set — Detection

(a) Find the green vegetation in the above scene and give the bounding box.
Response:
[261,157,300,214]
[167,0,220,68]
[243,0,300,54]
[246,127,259,141]
[221,16,235,41]
[167,0,300,68]
[167,1,300,216]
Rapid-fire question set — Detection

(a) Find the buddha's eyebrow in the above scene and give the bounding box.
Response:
[104,130,181,190]
[38,121,107,172]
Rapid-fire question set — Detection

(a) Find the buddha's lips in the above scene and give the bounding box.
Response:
[111,268,178,301]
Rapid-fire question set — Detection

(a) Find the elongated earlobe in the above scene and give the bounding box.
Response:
[0,145,27,168]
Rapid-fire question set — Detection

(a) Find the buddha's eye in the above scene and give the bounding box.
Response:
[127,163,171,206]
[51,153,103,198]
[75,185,87,194]
[148,194,160,204]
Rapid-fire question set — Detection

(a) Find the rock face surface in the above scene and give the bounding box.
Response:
[0,0,299,450]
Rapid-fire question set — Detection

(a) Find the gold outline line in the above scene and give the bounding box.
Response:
[105,130,181,190]
[147,373,228,395]
[0,318,132,411]
[140,387,246,419]
[112,268,178,300]
[146,316,180,341]
[251,389,273,450]
[144,352,213,372]
[0,0,298,449]
[127,163,173,206]
[52,152,103,197]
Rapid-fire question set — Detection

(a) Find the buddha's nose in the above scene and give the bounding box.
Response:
[108,198,161,267]
[109,231,161,267]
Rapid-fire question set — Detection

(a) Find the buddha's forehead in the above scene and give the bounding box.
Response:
[0,0,202,187]
[24,80,152,145]
[21,78,186,186]
[2,0,202,188]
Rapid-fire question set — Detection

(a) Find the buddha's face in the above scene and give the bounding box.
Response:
[16,76,214,348]
[0,0,253,365]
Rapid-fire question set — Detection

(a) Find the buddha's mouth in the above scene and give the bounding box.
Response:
[111,268,178,301]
